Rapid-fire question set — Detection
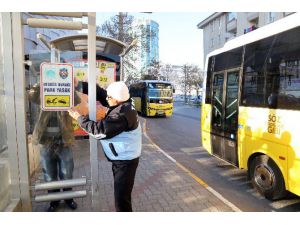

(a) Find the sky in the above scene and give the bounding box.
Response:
[97,12,212,69]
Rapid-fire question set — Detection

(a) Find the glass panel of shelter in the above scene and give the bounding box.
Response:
[0,51,9,211]
[26,50,91,211]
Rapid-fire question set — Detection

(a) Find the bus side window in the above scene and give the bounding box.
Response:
[271,27,300,110]
[214,47,243,72]
[242,34,277,107]
[205,57,213,104]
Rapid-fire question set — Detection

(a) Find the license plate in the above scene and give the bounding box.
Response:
[157,110,164,114]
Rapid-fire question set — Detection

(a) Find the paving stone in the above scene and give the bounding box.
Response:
[31,128,233,212]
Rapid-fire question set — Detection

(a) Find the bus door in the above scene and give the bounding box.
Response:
[211,68,240,165]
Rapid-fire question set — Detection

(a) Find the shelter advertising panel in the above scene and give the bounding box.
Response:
[68,59,116,136]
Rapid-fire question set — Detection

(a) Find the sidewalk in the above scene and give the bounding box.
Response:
[32,120,233,212]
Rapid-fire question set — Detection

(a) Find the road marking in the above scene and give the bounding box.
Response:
[141,118,242,212]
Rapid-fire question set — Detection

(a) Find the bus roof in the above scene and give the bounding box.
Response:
[50,34,128,56]
[205,13,300,62]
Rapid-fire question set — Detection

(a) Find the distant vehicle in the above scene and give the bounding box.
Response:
[129,80,174,117]
[193,95,202,105]
[174,94,184,102]
[201,13,300,200]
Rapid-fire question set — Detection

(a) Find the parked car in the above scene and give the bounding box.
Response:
[193,95,202,105]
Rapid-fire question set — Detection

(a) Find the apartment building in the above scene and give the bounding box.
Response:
[197,12,295,63]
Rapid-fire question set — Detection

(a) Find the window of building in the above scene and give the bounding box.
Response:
[268,12,276,23]
[218,18,222,34]
[218,35,221,45]
[227,12,237,22]
[210,38,214,48]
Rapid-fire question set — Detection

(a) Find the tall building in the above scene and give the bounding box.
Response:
[197,12,295,63]
[133,18,159,78]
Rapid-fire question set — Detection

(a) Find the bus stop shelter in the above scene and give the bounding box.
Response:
[0,12,128,212]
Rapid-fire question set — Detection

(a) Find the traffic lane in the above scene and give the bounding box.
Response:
[145,113,271,211]
[145,104,300,211]
[145,102,201,152]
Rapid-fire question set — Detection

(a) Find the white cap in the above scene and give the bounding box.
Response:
[106,81,130,102]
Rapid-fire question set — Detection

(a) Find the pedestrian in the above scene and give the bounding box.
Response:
[28,83,80,212]
[68,81,141,212]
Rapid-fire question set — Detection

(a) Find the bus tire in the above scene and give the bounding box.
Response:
[249,155,286,200]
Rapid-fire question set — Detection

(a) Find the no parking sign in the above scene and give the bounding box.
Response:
[40,62,74,111]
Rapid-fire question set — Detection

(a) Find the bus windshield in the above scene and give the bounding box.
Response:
[147,83,173,98]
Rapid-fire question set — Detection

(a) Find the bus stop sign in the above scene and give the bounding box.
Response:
[40,62,74,111]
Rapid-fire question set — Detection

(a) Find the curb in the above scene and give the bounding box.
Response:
[141,118,242,212]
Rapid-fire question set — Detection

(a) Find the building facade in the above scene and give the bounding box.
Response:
[133,18,159,78]
[197,12,295,63]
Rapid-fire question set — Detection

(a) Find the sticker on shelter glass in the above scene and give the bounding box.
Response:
[66,59,117,136]
[40,62,74,111]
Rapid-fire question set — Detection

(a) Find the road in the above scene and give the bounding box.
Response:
[145,101,300,212]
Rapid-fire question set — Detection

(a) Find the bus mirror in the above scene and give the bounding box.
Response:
[173,88,175,93]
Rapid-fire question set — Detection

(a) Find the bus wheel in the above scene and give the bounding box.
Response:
[249,155,286,200]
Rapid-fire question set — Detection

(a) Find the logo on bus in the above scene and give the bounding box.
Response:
[267,113,281,135]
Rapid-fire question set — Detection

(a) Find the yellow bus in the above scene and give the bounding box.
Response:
[129,80,174,117]
[201,13,300,200]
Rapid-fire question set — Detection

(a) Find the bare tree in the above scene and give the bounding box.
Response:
[141,59,162,80]
[97,12,134,44]
[191,70,204,97]
[97,13,158,85]
[181,64,203,103]
[97,13,139,84]
[160,64,174,82]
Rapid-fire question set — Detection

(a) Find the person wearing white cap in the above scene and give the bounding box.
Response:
[69,81,141,212]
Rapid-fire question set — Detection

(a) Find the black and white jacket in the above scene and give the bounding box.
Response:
[78,82,141,160]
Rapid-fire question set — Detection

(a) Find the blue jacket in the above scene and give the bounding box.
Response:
[77,99,141,161]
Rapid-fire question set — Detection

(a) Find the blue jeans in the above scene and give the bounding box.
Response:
[40,144,74,182]
[39,144,74,204]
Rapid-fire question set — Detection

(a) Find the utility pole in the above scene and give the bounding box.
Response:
[184,65,187,103]
[118,12,124,42]
[118,12,124,81]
